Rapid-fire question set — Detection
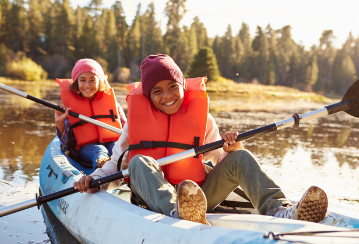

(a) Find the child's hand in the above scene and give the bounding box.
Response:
[55,104,70,123]
[221,131,243,153]
[73,175,100,194]
[55,105,70,136]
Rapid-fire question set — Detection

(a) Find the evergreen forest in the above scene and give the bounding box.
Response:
[1,0,358,95]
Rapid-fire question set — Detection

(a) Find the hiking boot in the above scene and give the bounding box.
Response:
[176,180,210,225]
[274,186,328,223]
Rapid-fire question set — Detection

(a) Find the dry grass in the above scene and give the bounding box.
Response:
[206,78,329,103]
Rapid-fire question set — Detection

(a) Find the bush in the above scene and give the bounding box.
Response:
[6,56,48,81]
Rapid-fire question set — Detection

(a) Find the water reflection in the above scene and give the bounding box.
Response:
[216,110,359,169]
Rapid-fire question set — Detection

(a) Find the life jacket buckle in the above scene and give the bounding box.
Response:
[139,141,154,149]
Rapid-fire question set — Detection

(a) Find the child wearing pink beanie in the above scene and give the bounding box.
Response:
[55,59,127,169]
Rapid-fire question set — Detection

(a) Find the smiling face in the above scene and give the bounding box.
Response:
[149,80,185,115]
[77,72,100,100]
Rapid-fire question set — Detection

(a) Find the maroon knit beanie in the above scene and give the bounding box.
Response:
[140,54,186,98]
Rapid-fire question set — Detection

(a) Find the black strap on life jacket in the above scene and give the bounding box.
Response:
[70,109,118,129]
[117,137,200,171]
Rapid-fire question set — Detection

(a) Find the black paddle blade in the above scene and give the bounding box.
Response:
[341,78,359,118]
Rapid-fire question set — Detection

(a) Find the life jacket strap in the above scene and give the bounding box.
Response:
[128,141,195,151]
[70,109,118,129]
[117,137,200,171]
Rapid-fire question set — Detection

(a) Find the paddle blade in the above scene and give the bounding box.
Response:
[341,78,359,118]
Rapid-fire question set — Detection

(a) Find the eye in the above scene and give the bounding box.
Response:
[170,83,178,89]
[152,89,161,94]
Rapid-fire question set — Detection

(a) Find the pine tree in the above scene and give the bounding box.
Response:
[352,36,359,79]
[52,0,75,58]
[191,16,208,48]
[0,0,11,46]
[187,47,219,81]
[73,6,88,60]
[220,25,236,79]
[239,22,252,57]
[317,30,336,92]
[331,35,357,94]
[238,23,252,82]
[88,0,103,21]
[27,0,44,59]
[186,25,198,67]
[8,0,27,53]
[164,0,187,65]
[102,8,116,69]
[78,16,98,59]
[212,35,222,71]
[304,47,319,92]
[112,1,128,68]
[42,0,55,56]
[264,24,278,85]
[252,26,269,84]
[125,3,142,76]
[277,25,297,86]
[141,2,163,58]
[175,26,190,71]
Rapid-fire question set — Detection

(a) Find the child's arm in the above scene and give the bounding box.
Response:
[91,123,129,188]
[116,101,127,127]
[55,105,70,137]
[74,123,130,193]
[203,114,229,165]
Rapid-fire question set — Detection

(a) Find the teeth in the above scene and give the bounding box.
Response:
[164,101,175,106]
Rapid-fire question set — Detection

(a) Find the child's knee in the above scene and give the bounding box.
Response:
[129,155,157,172]
[228,149,253,160]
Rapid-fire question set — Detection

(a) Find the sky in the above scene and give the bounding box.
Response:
[71,0,359,50]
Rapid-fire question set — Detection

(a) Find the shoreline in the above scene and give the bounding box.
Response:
[0,76,339,113]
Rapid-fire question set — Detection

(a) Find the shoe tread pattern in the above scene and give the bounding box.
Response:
[296,186,328,222]
[177,180,209,225]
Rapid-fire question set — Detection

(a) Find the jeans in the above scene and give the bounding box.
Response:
[128,149,291,217]
[78,141,116,168]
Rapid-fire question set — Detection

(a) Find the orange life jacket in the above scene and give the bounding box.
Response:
[56,79,122,150]
[126,77,208,185]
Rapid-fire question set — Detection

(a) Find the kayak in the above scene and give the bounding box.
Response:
[39,137,359,244]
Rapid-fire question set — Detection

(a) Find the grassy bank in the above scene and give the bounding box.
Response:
[206,79,329,103]
[206,79,337,113]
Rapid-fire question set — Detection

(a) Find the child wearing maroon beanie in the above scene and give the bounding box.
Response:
[55,59,127,169]
[74,55,328,225]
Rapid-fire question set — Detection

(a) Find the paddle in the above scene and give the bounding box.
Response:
[0,83,122,134]
[1,78,359,217]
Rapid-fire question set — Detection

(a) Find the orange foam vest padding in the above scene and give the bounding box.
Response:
[57,79,122,149]
[126,77,208,185]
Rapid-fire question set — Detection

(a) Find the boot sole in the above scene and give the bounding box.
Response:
[295,186,328,222]
[176,180,210,225]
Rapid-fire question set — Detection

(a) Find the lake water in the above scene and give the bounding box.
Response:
[0,82,358,243]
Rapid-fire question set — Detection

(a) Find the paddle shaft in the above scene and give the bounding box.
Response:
[119,99,355,178]
[0,83,122,134]
[0,170,125,217]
